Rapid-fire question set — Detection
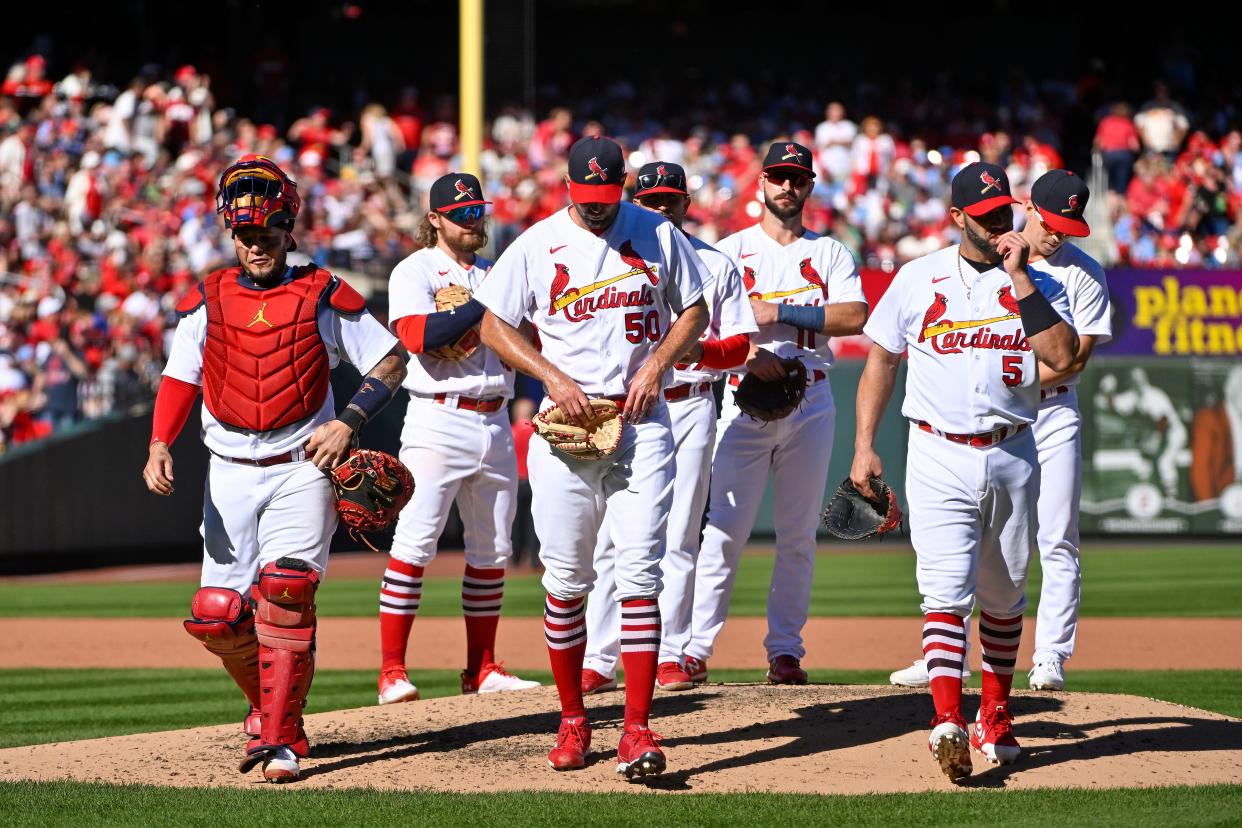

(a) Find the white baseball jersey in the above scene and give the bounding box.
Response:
[163,284,397,460]
[1029,242,1112,386]
[387,246,515,400]
[475,203,705,393]
[673,233,758,385]
[864,245,1072,434]
[714,223,865,374]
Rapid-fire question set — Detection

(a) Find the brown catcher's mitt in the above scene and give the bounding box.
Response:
[535,399,624,460]
[734,358,808,421]
[426,284,481,361]
[326,449,415,542]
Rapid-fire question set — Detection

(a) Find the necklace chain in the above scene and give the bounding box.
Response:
[956,246,972,300]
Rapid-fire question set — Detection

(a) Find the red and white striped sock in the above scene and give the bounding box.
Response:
[979,611,1022,709]
[462,564,504,677]
[923,612,967,720]
[379,558,423,672]
[544,595,587,719]
[620,598,660,728]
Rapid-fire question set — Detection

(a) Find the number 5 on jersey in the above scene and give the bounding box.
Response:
[1001,355,1023,387]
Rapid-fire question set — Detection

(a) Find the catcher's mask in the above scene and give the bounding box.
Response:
[217,154,301,250]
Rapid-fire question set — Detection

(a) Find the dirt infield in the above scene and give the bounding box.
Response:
[3,616,1240,671]
[0,684,1237,793]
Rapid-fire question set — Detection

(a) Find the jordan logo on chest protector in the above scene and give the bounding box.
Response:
[246,302,274,329]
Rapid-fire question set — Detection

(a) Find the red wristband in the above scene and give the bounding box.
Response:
[699,333,751,369]
[151,376,199,446]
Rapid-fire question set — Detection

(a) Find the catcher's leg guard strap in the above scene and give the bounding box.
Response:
[255,557,319,753]
[184,587,261,710]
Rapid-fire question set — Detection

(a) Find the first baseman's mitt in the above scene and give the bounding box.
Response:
[822,476,903,541]
[327,449,415,539]
[426,284,480,361]
[734,358,808,422]
[535,399,623,460]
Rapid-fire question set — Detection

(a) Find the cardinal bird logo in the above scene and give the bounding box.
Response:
[919,292,949,342]
[799,257,827,299]
[656,164,668,176]
[454,179,475,201]
[550,263,572,310]
[997,285,1021,316]
[781,144,803,162]
[980,170,1003,194]
[743,266,758,297]
[619,240,658,286]
[1062,194,1079,214]
[586,157,608,182]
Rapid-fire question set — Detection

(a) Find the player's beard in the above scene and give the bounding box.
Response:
[764,191,805,221]
[964,220,1002,263]
[574,202,620,231]
[450,228,488,254]
[240,253,287,285]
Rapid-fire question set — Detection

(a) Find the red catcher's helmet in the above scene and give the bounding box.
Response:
[216,154,301,247]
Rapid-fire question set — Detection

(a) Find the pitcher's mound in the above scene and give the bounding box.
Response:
[2,684,1238,793]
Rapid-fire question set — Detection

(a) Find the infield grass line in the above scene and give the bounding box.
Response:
[1,546,1237,618]
[0,781,1239,827]
[0,669,1236,750]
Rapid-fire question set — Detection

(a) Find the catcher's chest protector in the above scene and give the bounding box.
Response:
[201,266,332,432]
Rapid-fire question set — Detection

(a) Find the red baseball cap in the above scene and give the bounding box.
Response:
[951,162,1018,216]
[567,136,624,204]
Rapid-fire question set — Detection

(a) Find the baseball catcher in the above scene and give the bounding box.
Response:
[823,475,903,540]
[733,357,807,421]
[534,398,624,460]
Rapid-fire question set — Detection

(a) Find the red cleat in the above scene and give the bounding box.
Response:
[548,716,592,771]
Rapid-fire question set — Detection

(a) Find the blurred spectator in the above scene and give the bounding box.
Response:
[1135,81,1190,158]
[814,102,856,188]
[1094,102,1141,206]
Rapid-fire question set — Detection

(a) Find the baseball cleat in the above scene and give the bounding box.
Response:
[683,656,708,684]
[261,746,301,783]
[928,713,973,782]
[766,654,808,685]
[616,724,666,779]
[1028,659,1065,691]
[377,666,421,705]
[655,661,694,691]
[243,705,261,738]
[972,703,1021,764]
[889,658,971,688]
[548,716,591,771]
[464,662,541,694]
[580,668,618,695]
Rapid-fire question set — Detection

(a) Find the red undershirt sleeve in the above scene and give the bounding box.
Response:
[150,376,200,446]
[394,315,428,354]
[698,333,751,369]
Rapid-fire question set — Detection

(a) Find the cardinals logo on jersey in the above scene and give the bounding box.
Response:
[996,285,1021,317]
[548,255,657,323]
[799,258,827,299]
[743,266,758,297]
[619,240,658,286]
[980,170,1003,194]
[919,292,949,342]
[586,157,608,182]
[781,144,803,163]
[1062,194,1079,214]
[454,179,476,201]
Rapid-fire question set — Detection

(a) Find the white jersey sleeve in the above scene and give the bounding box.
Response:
[474,238,534,329]
[162,306,207,385]
[673,235,759,385]
[659,219,706,314]
[862,266,913,355]
[320,305,399,375]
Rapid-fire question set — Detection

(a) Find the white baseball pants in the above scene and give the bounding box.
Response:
[584,391,717,675]
[1031,390,1082,663]
[687,380,836,663]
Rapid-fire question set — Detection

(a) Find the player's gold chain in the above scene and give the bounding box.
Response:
[956,245,972,300]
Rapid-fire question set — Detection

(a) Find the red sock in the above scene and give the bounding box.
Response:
[923,612,966,720]
[379,558,423,671]
[620,599,660,728]
[979,611,1022,710]
[462,564,504,676]
[544,595,586,719]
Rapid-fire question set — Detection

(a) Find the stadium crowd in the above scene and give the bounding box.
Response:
[3,53,1242,450]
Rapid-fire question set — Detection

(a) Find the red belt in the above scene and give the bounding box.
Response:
[915,420,1028,448]
[433,393,506,413]
[212,443,308,467]
[1040,385,1070,402]
[728,368,826,388]
[664,381,712,401]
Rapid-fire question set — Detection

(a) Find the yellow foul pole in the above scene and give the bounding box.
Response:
[459,0,483,177]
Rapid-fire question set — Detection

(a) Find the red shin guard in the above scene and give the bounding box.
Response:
[184,587,261,711]
[254,558,319,757]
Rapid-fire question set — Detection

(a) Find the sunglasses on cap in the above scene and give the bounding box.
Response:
[764,170,810,188]
[636,170,687,193]
[234,226,286,248]
[440,204,486,223]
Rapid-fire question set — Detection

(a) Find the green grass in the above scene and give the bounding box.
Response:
[0,782,1239,827]
[2,545,1238,618]
[0,668,1237,750]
